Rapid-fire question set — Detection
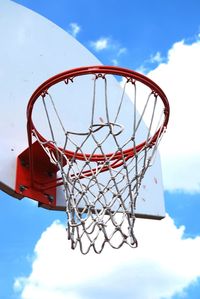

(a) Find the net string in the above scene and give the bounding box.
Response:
[33,73,165,254]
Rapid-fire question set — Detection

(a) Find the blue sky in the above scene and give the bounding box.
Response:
[11,0,200,70]
[1,0,200,298]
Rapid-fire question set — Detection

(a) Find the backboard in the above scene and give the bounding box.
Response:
[0,0,166,220]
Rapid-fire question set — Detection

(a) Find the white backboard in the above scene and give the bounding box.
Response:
[0,0,165,219]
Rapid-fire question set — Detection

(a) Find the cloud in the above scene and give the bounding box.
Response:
[90,37,110,51]
[90,37,127,64]
[149,51,164,63]
[128,39,200,193]
[111,59,118,65]
[111,48,127,65]
[136,64,149,74]
[136,51,165,73]
[117,47,127,56]
[14,217,200,299]
[146,40,200,192]
[68,22,81,38]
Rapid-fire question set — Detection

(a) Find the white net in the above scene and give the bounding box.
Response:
[31,69,168,254]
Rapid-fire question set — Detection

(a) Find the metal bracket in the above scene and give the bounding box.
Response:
[15,141,58,208]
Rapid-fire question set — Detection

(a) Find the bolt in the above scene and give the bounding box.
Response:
[19,185,26,192]
[47,172,54,178]
[47,194,54,203]
[20,159,29,168]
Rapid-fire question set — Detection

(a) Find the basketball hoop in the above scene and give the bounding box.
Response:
[23,66,169,254]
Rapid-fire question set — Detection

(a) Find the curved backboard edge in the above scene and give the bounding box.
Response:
[0,182,23,200]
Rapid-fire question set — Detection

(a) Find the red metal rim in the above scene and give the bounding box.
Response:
[27,65,170,161]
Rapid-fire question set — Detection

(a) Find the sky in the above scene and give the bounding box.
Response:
[1,0,200,298]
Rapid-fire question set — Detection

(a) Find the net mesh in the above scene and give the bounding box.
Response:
[32,71,166,254]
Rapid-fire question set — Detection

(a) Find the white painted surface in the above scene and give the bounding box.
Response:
[0,0,165,218]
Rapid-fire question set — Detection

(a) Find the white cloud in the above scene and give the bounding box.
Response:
[90,38,127,66]
[127,40,200,192]
[69,22,81,38]
[14,218,200,299]
[90,37,110,51]
[90,38,127,55]
[14,277,27,292]
[146,40,200,192]
[112,58,118,65]
[117,47,127,56]
[136,64,149,74]
[137,51,165,73]
[150,51,164,63]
